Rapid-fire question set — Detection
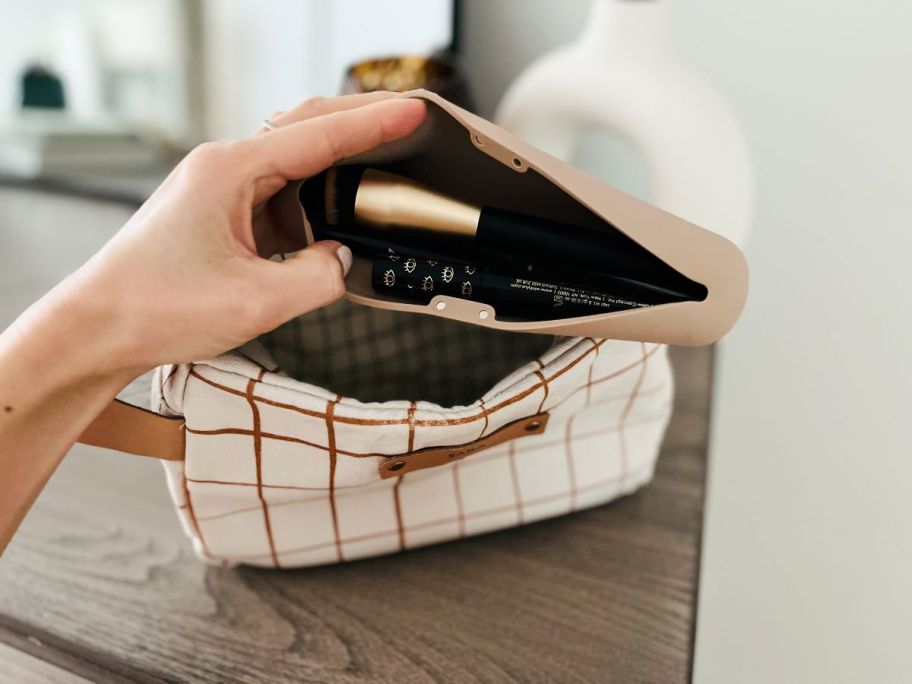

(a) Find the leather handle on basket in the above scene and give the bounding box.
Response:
[77,399,185,461]
[76,402,548,470]
[378,412,550,478]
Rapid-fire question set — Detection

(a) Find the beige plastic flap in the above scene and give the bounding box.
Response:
[275,89,748,345]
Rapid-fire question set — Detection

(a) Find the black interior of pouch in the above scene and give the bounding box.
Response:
[259,299,556,406]
[298,101,707,323]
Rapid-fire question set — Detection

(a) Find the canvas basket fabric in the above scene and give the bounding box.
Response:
[152,330,673,569]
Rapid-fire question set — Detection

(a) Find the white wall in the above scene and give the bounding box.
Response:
[201,0,453,139]
[680,3,912,683]
[461,2,912,682]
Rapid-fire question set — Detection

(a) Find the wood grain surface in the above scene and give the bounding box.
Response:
[0,641,92,684]
[0,186,713,682]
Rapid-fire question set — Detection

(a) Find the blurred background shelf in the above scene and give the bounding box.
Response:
[0,167,173,207]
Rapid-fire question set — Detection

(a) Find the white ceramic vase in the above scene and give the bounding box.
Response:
[495,0,753,247]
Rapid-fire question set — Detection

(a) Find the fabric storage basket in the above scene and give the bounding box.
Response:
[78,90,745,568]
[153,300,672,568]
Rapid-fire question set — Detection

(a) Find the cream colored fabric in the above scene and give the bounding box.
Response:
[153,337,672,568]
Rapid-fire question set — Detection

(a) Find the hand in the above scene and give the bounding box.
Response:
[0,92,425,552]
[67,92,427,377]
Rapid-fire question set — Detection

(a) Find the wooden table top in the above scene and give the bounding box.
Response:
[0,345,711,683]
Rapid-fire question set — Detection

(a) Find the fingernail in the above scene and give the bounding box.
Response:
[336,244,353,277]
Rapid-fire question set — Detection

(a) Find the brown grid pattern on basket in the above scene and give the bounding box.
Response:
[163,340,671,567]
[184,336,610,432]
[261,298,558,406]
[187,411,666,565]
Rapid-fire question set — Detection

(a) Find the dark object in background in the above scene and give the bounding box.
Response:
[21,64,66,109]
[342,52,475,112]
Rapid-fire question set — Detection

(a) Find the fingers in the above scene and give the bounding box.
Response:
[255,241,352,325]
[262,91,401,132]
[244,97,427,183]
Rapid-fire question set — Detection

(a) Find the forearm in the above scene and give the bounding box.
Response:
[0,275,138,552]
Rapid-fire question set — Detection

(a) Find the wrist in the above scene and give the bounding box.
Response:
[16,269,148,390]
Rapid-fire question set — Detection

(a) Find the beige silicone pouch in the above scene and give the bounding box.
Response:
[273,90,747,346]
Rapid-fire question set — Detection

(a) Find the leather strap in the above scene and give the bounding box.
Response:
[78,401,547,473]
[77,399,185,461]
[378,412,549,478]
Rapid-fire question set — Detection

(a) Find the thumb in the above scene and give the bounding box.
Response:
[259,240,352,324]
